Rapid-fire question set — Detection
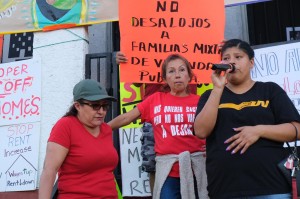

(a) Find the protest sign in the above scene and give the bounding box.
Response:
[252,41,300,113]
[119,0,225,83]
[0,122,40,191]
[0,58,41,126]
[118,83,150,196]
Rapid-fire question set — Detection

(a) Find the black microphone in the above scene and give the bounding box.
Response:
[211,63,235,73]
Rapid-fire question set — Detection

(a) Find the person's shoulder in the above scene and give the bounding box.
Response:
[54,116,77,126]
[256,81,283,90]
[50,116,77,138]
[149,91,165,98]
[256,81,275,85]
[139,92,162,106]
[101,122,111,129]
[201,89,212,97]
[60,115,76,122]
[189,93,200,99]
[101,122,113,132]
[255,81,286,96]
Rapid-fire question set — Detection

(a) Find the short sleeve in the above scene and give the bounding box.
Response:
[48,117,72,149]
[269,82,300,123]
[137,93,155,123]
[195,89,212,117]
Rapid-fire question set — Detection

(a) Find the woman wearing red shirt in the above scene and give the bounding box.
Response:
[39,79,118,199]
[109,54,207,199]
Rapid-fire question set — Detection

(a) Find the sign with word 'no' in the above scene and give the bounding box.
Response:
[119,0,225,84]
[252,41,300,114]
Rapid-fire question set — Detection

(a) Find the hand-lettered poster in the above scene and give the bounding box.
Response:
[252,41,300,113]
[0,122,40,191]
[0,58,41,126]
[119,0,225,84]
[118,83,150,196]
[119,127,151,196]
[0,0,118,34]
[0,58,41,192]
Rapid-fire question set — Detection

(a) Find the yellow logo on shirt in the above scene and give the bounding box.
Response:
[219,100,269,110]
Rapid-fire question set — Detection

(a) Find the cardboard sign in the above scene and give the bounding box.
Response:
[119,0,225,83]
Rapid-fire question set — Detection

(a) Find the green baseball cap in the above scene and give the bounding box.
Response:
[73,79,117,101]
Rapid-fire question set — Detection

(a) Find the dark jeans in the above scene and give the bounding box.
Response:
[160,176,199,199]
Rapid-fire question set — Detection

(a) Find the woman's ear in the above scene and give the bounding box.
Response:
[249,58,255,69]
[74,102,81,111]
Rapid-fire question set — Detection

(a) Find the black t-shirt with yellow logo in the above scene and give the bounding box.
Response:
[196,81,300,199]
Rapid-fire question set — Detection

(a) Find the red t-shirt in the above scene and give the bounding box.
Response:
[137,92,205,177]
[48,116,118,199]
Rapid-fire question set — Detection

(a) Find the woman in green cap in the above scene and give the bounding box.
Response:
[39,79,118,199]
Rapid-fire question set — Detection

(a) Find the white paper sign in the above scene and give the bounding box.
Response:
[252,41,300,113]
[0,122,40,191]
[0,58,42,126]
[119,127,151,197]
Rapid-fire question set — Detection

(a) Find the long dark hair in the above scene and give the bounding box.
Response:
[160,54,195,93]
[63,99,84,117]
[63,105,78,117]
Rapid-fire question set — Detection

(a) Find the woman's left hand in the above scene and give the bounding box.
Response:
[224,126,261,154]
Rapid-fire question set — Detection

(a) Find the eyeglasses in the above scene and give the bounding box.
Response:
[80,102,110,111]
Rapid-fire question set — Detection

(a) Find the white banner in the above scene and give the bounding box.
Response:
[252,41,300,113]
[119,127,151,197]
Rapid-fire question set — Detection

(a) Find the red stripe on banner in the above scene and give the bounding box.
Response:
[42,24,77,32]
